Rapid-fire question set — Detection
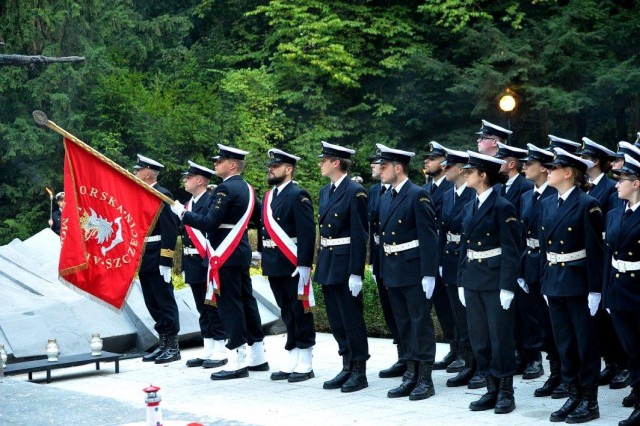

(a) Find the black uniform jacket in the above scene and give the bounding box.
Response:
[457,189,520,292]
[424,178,454,223]
[587,174,616,215]
[368,182,384,277]
[501,174,534,217]
[379,180,439,287]
[519,185,557,287]
[182,175,261,269]
[439,185,475,286]
[313,176,368,285]
[181,191,212,284]
[539,188,604,297]
[141,184,178,273]
[51,209,62,235]
[261,182,316,277]
[603,206,640,311]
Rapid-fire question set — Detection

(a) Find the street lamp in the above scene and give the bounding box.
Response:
[499,92,517,140]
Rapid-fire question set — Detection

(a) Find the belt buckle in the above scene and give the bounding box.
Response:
[618,261,627,273]
[467,250,475,261]
[549,253,557,264]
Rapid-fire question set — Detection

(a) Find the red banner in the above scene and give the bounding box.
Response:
[58,138,163,310]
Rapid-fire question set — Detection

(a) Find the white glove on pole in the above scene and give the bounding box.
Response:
[159,265,172,283]
[458,287,466,307]
[422,276,436,299]
[348,274,363,297]
[251,251,262,260]
[170,201,185,217]
[588,292,601,316]
[517,278,529,294]
[292,266,311,294]
[500,289,515,310]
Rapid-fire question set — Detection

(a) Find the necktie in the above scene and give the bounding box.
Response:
[532,192,540,205]
[380,186,387,196]
[473,197,479,214]
[430,184,437,195]
[273,188,279,198]
[391,188,398,200]
[623,209,633,220]
[330,184,336,195]
[558,198,564,209]
[454,192,458,205]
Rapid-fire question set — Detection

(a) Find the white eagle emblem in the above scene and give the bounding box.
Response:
[80,208,124,255]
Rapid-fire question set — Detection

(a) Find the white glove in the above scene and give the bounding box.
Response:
[438,266,443,277]
[170,201,185,217]
[348,274,363,297]
[606,308,611,314]
[543,295,549,306]
[292,266,311,294]
[458,287,466,307]
[369,265,377,284]
[588,292,601,316]
[500,289,514,310]
[422,276,436,299]
[252,251,262,260]
[517,278,529,294]
[159,265,172,283]
[182,271,185,282]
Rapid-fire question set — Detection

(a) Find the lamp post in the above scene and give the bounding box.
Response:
[499,93,517,131]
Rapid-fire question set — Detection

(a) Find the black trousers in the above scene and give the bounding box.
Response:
[374,274,400,346]
[387,284,436,363]
[322,283,369,361]
[139,270,180,336]
[515,285,544,360]
[443,281,470,351]
[595,308,628,367]
[268,275,316,350]
[548,296,600,386]
[432,274,455,344]
[465,289,516,378]
[611,310,640,388]
[189,279,226,340]
[216,266,264,350]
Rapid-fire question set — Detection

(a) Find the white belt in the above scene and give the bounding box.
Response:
[611,257,640,273]
[263,238,297,249]
[446,233,461,243]
[546,249,586,265]
[219,223,234,229]
[373,234,380,245]
[526,238,540,249]
[383,239,419,254]
[145,235,161,243]
[320,237,351,247]
[183,247,199,255]
[467,248,502,260]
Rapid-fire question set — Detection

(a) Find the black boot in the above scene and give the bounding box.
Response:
[552,382,569,399]
[550,383,581,422]
[523,359,544,380]
[624,390,635,408]
[323,356,351,390]
[611,369,631,390]
[433,343,457,370]
[535,358,561,397]
[620,388,640,426]
[409,362,435,401]
[447,348,475,387]
[387,360,417,398]
[142,334,167,362]
[379,345,406,378]
[341,360,368,393]
[154,335,181,364]
[446,357,466,373]
[599,362,617,386]
[566,384,599,423]
[469,376,498,411]
[468,372,487,389]
[495,376,516,414]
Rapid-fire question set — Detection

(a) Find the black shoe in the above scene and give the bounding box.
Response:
[433,350,457,370]
[288,370,314,382]
[155,335,181,364]
[620,389,640,426]
[611,369,631,390]
[202,358,227,369]
[552,382,569,399]
[388,361,417,398]
[185,358,205,367]
[469,376,498,411]
[565,384,599,424]
[270,371,291,380]
[522,360,544,380]
[447,367,475,387]
[380,345,407,378]
[495,376,516,414]
[468,373,487,389]
[446,357,466,373]
[248,362,269,371]
[550,383,581,422]
[535,358,561,397]
[409,362,435,401]
[341,360,368,393]
[210,367,249,380]
[323,356,352,390]
[623,390,634,408]
[599,363,617,386]
[142,334,167,362]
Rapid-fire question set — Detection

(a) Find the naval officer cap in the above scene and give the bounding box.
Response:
[617,142,640,162]
[524,143,555,165]
[549,147,594,174]
[211,143,249,160]
[476,119,513,140]
[134,154,164,171]
[427,141,448,158]
[182,160,214,179]
[579,137,616,160]
[635,132,640,148]
[55,192,65,201]
[494,142,528,160]
[613,154,640,177]
[266,148,300,166]
[441,148,469,167]
[463,151,506,174]
[547,135,581,153]
[368,146,382,163]
[317,140,356,159]
[373,143,415,164]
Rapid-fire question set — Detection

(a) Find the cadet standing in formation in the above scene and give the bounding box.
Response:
[260,149,316,383]
[48,192,65,235]
[134,155,181,364]
[179,161,228,369]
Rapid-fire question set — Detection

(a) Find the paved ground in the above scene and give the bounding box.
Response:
[0,333,633,425]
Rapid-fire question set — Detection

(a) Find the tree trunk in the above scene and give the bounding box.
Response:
[0,54,85,66]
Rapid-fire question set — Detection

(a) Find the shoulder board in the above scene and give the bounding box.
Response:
[419,197,431,203]
[356,192,367,198]
[505,217,517,223]
[589,206,602,214]
[300,197,311,204]
[217,192,228,197]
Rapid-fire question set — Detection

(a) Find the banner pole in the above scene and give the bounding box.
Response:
[32,110,174,205]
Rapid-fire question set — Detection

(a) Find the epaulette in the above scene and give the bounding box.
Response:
[419,197,431,203]
[589,206,602,214]
[506,217,517,223]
